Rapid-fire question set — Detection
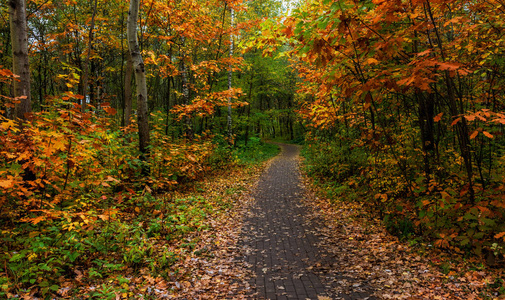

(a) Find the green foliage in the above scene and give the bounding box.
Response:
[302,128,505,259]
[0,192,225,297]
[233,137,280,165]
[301,136,367,182]
[0,107,269,297]
[384,214,415,240]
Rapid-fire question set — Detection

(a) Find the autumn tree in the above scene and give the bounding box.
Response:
[263,0,505,255]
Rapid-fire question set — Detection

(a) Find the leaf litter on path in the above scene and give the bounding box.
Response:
[155,164,269,299]
[299,169,503,299]
[141,153,503,299]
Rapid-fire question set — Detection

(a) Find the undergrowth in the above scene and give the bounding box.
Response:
[301,136,505,296]
[0,128,277,299]
[301,136,505,262]
[233,137,280,165]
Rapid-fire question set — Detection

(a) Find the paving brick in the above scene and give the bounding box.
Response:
[238,144,377,299]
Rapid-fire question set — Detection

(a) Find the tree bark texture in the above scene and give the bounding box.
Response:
[180,41,193,139]
[81,0,98,112]
[127,0,150,154]
[124,50,133,127]
[227,7,234,143]
[9,0,31,119]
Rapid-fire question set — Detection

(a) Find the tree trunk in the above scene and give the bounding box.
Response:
[124,50,133,127]
[81,0,98,112]
[181,53,193,139]
[9,0,31,120]
[417,91,435,179]
[127,0,150,155]
[227,7,234,144]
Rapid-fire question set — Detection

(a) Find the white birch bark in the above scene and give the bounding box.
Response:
[127,0,150,154]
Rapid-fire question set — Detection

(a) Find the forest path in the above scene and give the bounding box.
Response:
[238,143,376,300]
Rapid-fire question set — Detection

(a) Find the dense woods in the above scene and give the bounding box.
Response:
[0,0,294,297]
[2,0,505,297]
[270,0,505,263]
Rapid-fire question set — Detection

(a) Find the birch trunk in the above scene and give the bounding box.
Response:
[81,0,98,112]
[127,0,150,154]
[124,50,133,127]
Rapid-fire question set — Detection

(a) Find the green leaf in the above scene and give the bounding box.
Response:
[317,17,329,30]
[474,232,485,239]
[9,253,25,262]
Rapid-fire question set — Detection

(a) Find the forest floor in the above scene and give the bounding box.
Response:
[168,143,503,299]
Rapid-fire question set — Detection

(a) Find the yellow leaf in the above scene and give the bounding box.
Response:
[0,179,14,188]
[366,58,378,65]
[1,119,16,130]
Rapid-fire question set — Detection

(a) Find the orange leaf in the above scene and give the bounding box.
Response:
[434,112,443,122]
[464,115,476,121]
[282,26,293,38]
[0,179,14,188]
[30,216,46,225]
[495,232,505,240]
[469,130,478,140]
[103,106,117,116]
[451,117,461,126]
[483,131,494,138]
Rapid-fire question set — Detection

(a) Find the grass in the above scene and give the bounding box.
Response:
[233,137,281,165]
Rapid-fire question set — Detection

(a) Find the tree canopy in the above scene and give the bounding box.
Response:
[2,0,505,297]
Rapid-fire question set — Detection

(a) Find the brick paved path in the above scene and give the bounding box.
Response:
[239,144,375,300]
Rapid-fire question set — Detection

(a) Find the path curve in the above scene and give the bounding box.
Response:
[239,143,375,300]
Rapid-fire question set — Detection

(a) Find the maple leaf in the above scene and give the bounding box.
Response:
[102,106,116,115]
[438,62,462,71]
